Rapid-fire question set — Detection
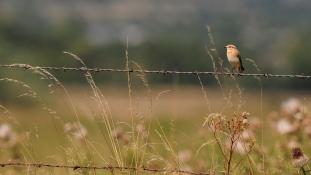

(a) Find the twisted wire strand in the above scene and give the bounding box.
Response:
[0,64,310,79]
[0,162,209,175]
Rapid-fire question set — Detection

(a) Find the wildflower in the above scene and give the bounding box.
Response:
[0,123,18,148]
[232,140,251,155]
[226,133,254,155]
[0,124,14,141]
[177,149,192,163]
[111,126,130,145]
[136,123,148,140]
[64,122,87,141]
[287,140,301,150]
[240,130,255,141]
[281,98,302,116]
[276,119,295,135]
[111,127,124,140]
[242,118,249,127]
[241,112,250,118]
[292,147,309,168]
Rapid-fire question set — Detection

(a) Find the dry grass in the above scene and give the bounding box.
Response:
[1,81,311,174]
[0,33,311,174]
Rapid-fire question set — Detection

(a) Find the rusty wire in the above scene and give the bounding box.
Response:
[0,64,310,79]
[0,162,209,175]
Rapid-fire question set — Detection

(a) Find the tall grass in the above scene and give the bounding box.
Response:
[0,33,310,175]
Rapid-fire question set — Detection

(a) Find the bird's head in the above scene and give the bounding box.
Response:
[225,44,238,51]
[225,44,239,56]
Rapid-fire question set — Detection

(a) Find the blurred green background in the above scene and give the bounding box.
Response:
[0,2,311,174]
[0,0,311,94]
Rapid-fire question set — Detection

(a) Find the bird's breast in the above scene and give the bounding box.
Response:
[227,56,240,63]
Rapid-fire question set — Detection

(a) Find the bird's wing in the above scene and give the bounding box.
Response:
[237,53,245,71]
[237,54,243,64]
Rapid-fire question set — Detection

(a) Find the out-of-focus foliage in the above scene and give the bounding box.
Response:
[0,0,311,90]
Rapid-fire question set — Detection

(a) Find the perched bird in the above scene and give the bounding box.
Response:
[225,44,245,73]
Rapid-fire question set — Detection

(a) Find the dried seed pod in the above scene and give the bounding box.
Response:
[292,147,309,168]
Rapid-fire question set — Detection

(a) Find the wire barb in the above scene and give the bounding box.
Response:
[0,64,310,79]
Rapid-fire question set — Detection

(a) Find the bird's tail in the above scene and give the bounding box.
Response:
[240,65,245,73]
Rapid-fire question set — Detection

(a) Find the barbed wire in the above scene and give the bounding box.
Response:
[0,162,209,175]
[0,64,310,79]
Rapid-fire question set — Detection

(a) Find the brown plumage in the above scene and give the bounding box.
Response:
[225,44,245,73]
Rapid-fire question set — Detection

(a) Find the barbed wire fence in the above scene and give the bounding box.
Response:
[1,64,311,79]
[0,63,310,175]
[0,162,209,175]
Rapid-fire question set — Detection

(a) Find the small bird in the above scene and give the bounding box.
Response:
[225,44,245,73]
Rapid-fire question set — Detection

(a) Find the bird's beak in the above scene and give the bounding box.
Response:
[224,46,226,48]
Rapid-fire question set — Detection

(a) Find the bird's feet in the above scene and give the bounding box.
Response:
[231,68,235,76]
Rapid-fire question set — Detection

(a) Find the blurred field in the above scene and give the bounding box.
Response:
[1,83,311,174]
[1,1,311,174]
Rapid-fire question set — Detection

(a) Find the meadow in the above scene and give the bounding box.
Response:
[0,59,311,175]
[1,1,311,174]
